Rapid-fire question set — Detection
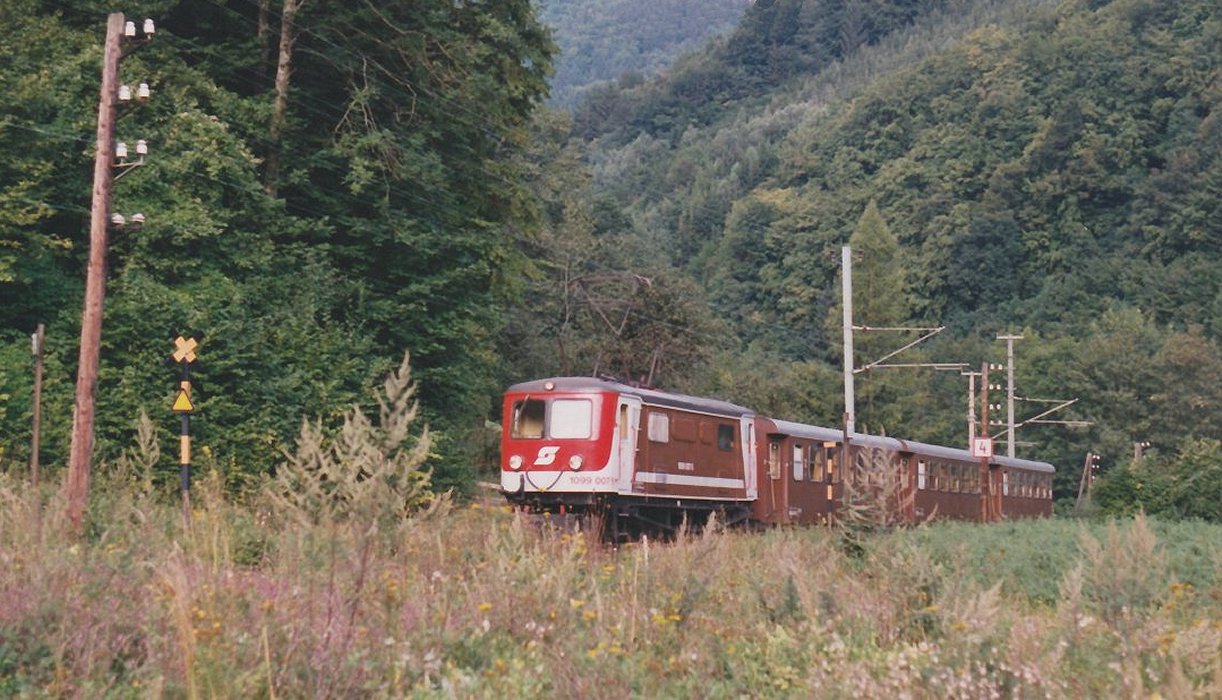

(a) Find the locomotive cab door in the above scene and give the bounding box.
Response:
[615,395,642,493]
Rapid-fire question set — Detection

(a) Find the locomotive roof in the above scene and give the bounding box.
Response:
[768,419,1055,474]
[506,377,755,419]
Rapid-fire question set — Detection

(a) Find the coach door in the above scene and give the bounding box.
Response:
[615,396,641,492]
[786,441,825,525]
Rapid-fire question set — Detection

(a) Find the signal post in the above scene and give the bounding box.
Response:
[171,335,198,527]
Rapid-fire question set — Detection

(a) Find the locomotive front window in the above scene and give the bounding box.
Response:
[550,399,593,439]
[511,398,592,439]
[511,399,546,439]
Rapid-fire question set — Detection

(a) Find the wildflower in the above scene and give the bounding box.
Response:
[478,602,493,612]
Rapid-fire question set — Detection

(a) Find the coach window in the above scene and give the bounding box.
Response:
[828,446,840,484]
[768,439,781,479]
[813,446,827,482]
[793,444,806,481]
[511,399,545,439]
[717,424,735,451]
[1003,470,1010,496]
[917,461,927,490]
[647,412,670,443]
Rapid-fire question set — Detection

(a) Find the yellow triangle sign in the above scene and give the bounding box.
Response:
[172,388,194,413]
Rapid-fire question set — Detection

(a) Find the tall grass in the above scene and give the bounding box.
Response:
[2,484,1218,697]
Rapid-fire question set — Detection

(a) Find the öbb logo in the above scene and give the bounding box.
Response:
[533,446,560,466]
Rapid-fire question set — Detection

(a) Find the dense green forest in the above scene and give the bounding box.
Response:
[537,0,748,107]
[0,0,1219,515]
[514,0,1222,510]
[0,0,554,492]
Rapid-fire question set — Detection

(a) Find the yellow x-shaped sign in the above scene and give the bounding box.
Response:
[172,336,198,363]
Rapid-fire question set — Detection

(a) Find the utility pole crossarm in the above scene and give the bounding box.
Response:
[867,362,966,370]
[991,398,1080,441]
[855,326,947,373]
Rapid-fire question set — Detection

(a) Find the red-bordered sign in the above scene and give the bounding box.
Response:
[972,437,994,459]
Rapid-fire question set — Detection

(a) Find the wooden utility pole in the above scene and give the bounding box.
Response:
[66,12,124,530]
[30,324,45,489]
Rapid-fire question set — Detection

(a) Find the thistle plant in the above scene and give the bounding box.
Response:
[837,443,916,556]
[265,352,440,534]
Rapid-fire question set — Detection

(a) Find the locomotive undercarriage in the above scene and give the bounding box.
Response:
[505,491,752,543]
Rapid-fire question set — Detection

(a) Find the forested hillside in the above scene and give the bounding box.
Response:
[516,0,1221,504]
[537,0,749,107]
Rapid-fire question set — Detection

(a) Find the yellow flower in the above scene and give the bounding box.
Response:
[478,602,493,612]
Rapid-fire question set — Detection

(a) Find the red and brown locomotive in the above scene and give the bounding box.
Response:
[500,377,1054,539]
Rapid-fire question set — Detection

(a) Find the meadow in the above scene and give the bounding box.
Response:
[0,469,1218,698]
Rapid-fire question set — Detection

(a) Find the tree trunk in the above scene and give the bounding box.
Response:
[257,0,272,82]
[265,0,303,197]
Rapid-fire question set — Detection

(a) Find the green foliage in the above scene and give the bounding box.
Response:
[1094,438,1222,521]
[1,0,555,492]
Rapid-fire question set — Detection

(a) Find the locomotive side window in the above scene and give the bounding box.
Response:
[511,399,546,439]
[550,399,593,439]
[717,424,734,451]
[647,412,670,443]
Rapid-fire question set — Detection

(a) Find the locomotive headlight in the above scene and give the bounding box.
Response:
[568,455,583,470]
[509,455,524,470]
